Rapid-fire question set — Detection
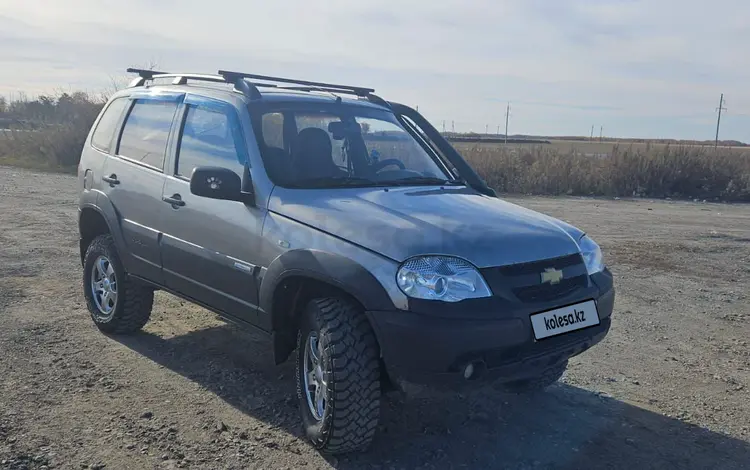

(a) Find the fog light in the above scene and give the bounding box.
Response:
[463,362,475,380]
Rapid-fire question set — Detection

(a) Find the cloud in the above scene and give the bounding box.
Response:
[0,0,749,140]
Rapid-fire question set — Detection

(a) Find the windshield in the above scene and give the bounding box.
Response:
[252,103,455,188]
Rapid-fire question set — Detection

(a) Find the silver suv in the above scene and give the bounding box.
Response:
[77,68,615,454]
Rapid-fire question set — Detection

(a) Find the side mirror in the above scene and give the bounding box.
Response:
[189,166,254,204]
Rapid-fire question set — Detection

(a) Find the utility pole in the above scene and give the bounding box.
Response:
[451,120,455,133]
[504,102,510,145]
[442,120,446,132]
[590,125,594,140]
[599,126,603,142]
[485,124,488,135]
[497,125,500,135]
[715,93,726,149]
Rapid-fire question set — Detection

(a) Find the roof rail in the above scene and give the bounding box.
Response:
[218,70,375,96]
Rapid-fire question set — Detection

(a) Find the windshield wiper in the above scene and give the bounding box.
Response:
[374,176,466,187]
[286,176,376,188]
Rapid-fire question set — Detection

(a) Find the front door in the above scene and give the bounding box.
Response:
[100,94,182,283]
[159,95,265,326]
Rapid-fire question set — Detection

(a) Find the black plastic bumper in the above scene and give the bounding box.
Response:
[366,274,615,389]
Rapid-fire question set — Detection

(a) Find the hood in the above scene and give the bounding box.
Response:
[268,185,584,268]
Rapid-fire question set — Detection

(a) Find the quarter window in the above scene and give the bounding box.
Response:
[91,98,128,153]
[118,100,178,170]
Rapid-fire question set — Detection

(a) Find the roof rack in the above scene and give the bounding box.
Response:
[127,68,263,99]
[125,68,389,106]
[218,70,375,96]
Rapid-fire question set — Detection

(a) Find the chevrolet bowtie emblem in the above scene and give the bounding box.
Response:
[541,267,564,285]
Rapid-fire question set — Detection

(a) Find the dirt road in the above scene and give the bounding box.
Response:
[1,166,749,469]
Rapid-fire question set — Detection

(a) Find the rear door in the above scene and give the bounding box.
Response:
[160,95,265,326]
[100,93,183,283]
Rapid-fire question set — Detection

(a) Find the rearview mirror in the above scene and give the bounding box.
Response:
[328,121,361,140]
[189,166,254,204]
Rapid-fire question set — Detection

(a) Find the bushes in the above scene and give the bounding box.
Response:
[0,92,104,172]
[459,143,750,202]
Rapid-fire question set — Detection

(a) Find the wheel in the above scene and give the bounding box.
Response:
[82,234,154,334]
[501,360,568,394]
[296,298,381,454]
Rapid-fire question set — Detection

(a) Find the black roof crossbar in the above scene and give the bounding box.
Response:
[126,68,262,99]
[126,68,171,79]
[125,68,388,106]
[218,70,375,96]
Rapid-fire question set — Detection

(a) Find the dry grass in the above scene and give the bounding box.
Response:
[457,143,750,201]
[472,140,750,156]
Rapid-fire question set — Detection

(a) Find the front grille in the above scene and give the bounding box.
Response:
[481,253,588,304]
[513,274,588,302]
[494,253,583,276]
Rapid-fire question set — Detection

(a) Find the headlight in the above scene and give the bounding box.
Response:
[579,235,605,275]
[396,256,492,302]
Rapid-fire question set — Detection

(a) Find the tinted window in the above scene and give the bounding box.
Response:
[176,105,246,177]
[91,98,128,153]
[118,100,178,170]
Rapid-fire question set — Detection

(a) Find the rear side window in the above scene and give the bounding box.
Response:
[176,105,247,177]
[91,98,128,153]
[118,100,178,170]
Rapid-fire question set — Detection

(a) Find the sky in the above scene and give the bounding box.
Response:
[1,0,749,141]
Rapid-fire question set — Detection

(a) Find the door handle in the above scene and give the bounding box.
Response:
[102,174,120,186]
[162,194,186,207]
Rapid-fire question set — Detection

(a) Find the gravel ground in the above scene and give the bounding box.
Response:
[1,166,749,470]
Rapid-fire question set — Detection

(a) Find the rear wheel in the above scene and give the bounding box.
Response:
[82,234,153,334]
[296,297,381,454]
[501,360,568,394]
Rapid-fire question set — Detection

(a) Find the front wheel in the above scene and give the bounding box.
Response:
[296,298,381,454]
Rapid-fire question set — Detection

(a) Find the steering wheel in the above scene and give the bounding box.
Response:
[372,158,406,172]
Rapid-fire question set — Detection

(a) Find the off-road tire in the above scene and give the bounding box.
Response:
[82,234,153,334]
[501,360,568,394]
[296,297,381,454]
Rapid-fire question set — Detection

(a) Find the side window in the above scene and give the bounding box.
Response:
[117,100,178,170]
[91,98,128,153]
[261,112,285,149]
[176,105,246,178]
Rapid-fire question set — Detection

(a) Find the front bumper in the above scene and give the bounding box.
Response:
[366,270,615,389]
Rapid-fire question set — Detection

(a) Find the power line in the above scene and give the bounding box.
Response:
[715,93,726,149]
